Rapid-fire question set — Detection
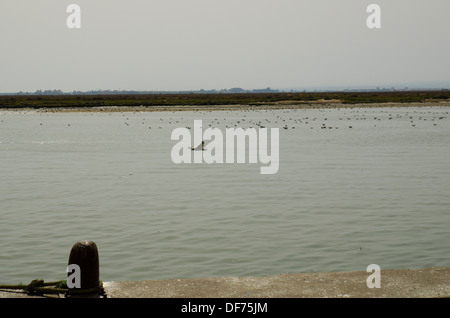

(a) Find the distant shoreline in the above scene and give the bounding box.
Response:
[1,101,450,113]
[1,91,449,112]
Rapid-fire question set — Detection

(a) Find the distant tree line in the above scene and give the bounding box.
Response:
[12,87,280,96]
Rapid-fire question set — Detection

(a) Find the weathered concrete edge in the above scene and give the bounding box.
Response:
[2,267,448,298]
[102,267,450,298]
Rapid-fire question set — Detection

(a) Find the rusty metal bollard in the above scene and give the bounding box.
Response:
[67,240,103,298]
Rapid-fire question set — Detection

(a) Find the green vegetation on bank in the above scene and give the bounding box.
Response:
[0,91,449,109]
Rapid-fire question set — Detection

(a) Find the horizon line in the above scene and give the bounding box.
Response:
[1,86,449,96]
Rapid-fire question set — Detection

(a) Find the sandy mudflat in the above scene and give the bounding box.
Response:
[1,101,450,113]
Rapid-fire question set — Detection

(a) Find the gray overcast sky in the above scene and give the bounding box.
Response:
[1,0,449,92]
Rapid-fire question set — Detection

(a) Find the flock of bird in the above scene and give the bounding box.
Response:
[1,107,448,131]
[115,108,449,131]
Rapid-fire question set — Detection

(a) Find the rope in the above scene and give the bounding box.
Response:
[0,279,107,297]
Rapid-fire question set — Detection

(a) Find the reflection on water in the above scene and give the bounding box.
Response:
[0,106,449,283]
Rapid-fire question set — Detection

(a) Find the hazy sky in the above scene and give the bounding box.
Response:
[1,0,449,92]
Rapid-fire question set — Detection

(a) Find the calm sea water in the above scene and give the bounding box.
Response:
[1,106,449,283]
